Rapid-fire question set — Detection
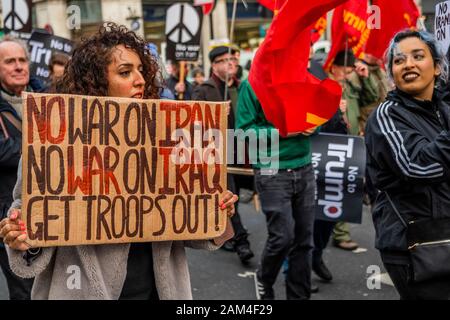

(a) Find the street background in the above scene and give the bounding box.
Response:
[188,195,398,300]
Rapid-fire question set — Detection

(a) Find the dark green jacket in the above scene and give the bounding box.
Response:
[236,80,312,169]
[331,72,380,136]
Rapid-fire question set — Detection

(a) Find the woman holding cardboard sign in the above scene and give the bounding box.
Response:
[0,23,237,300]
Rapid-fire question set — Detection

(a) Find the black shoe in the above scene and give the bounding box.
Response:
[313,260,333,282]
[220,240,236,252]
[236,244,254,263]
[311,284,319,294]
[256,278,274,300]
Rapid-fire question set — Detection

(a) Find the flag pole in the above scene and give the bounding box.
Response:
[343,33,350,129]
[344,34,348,86]
[178,61,186,100]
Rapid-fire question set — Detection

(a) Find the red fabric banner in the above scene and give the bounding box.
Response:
[257,0,287,12]
[324,0,370,70]
[311,14,328,44]
[365,0,419,60]
[249,0,348,137]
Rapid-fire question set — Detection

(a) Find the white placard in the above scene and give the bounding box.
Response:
[436,1,450,55]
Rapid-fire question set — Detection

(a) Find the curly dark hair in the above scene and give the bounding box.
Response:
[57,22,161,98]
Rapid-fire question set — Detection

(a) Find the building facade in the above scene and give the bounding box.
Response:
[0,1,271,46]
[420,0,438,32]
[0,1,440,61]
[2,1,437,40]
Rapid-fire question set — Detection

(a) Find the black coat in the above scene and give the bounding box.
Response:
[0,78,45,220]
[192,78,222,100]
[365,89,450,252]
[192,77,237,130]
[166,76,193,100]
[0,97,21,220]
[192,76,253,180]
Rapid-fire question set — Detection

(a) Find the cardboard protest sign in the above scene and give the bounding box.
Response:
[311,133,366,224]
[22,93,228,247]
[28,31,73,82]
[436,1,450,55]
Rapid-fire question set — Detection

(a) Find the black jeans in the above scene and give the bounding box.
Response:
[228,174,254,245]
[255,164,316,300]
[384,262,450,300]
[312,219,336,266]
[0,246,34,300]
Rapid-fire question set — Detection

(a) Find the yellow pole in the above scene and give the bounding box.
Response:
[178,61,186,100]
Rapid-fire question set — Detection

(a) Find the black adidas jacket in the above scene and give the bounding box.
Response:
[365,88,450,252]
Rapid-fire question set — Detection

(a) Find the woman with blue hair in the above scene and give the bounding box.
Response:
[365,29,450,299]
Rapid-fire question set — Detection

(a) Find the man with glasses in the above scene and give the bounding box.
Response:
[193,45,255,264]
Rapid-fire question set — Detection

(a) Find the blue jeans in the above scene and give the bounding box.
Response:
[255,164,316,300]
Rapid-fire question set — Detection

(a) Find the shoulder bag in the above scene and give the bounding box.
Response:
[386,192,450,282]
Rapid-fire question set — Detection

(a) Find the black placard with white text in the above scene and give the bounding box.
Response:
[311,133,366,224]
[27,31,73,83]
[165,2,203,61]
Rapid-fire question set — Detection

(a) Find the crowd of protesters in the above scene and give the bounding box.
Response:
[0,20,450,300]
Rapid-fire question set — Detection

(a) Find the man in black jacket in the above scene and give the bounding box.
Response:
[192,46,255,264]
[0,38,45,300]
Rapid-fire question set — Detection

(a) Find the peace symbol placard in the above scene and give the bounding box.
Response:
[2,0,32,33]
[165,3,203,62]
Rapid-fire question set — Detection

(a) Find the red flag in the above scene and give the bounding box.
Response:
[249,0,347,137]
[324,0,370,70]
[193,0,216,15]
[365,0,419,60]
[311,14,327,44]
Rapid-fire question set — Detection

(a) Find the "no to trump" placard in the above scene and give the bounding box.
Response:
[22,93,228,247]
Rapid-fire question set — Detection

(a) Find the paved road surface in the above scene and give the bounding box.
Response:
[0,198,398,300]
[188,200,398,300]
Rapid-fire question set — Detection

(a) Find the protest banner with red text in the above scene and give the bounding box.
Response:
[22,93,228,247]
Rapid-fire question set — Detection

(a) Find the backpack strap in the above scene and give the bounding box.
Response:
[0,113,10,139]
[1,111,21,132]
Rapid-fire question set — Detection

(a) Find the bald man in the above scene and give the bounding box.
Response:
[0,38,44,300]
